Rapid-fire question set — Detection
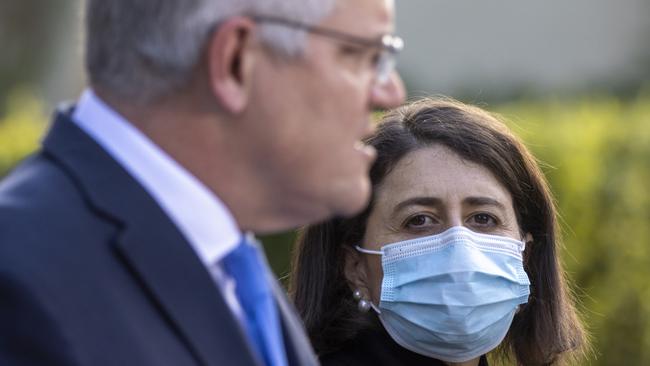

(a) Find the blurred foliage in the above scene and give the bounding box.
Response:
[0,1,67,107]
[1,91,650,365]
[0,90,46,177]
[495,95,650,364]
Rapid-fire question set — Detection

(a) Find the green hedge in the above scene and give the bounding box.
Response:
[495,95,650,364]
[2,92,650,365]
[0,90,46,176]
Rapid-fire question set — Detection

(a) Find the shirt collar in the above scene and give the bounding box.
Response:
[71,89,241,265]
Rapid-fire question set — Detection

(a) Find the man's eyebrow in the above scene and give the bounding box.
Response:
[463,196,507,210]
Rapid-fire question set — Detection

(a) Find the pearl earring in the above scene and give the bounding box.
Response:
[353,289,363,301]
[353,289,371,312]
[358,299,371,312]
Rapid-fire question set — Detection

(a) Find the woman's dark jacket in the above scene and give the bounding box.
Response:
[319,319,489,366]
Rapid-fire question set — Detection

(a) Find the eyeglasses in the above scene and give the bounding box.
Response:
[252,15,404,84]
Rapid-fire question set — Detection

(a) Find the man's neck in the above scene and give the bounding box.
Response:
[93,87,302,234]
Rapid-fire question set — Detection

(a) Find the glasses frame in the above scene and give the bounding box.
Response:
[252,15,404,84]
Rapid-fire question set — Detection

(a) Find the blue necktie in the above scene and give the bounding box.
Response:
[221,236,288,366]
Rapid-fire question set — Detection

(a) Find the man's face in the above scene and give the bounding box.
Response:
[244,0,405,228]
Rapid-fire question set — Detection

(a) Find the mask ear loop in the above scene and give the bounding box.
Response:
[354,245,383,313]
[517,236,532,315]
[370,302,381,314]
[354,245,383,255]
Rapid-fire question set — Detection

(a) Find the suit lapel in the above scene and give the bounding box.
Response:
[42,111,260,366]
[272,282,319,366]
[253,241,319,366]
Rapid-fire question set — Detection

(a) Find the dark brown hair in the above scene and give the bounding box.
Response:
[290,98,588,365]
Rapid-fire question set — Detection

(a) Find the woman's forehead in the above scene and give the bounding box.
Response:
[375,145,513,209]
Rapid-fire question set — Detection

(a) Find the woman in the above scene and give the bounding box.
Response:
[290,98,588,365]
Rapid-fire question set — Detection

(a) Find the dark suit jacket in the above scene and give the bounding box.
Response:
[0,109,318,366]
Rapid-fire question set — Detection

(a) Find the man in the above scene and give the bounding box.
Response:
[0,0,404,365]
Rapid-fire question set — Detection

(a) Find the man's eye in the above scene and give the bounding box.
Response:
[370,50,382,66]
[340,45,366,56]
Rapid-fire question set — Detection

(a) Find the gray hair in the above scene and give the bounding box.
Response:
[85,0,336,103]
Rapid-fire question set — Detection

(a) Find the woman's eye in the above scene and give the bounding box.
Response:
[405,214,434,229]
[469,213,497,227]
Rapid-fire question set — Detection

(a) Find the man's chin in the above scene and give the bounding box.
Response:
[331,180,372,219]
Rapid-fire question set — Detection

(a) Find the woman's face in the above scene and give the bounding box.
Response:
[345,143,527,305]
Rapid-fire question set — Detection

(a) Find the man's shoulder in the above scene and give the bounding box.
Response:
[0,150,83,219]
[0,151,106,266]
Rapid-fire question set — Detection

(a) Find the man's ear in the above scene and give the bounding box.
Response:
[206,16,257,114]
[343,245,371,298]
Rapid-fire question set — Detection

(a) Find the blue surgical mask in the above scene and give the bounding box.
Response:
[356,226,530,363]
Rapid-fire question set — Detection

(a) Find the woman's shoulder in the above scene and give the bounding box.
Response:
[319,327,447,366]
[318,329,379,366]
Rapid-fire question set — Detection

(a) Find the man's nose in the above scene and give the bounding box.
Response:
[370,71,406,109]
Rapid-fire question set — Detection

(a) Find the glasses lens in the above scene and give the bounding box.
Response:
[382,35,404,54]
[374,35,403,84]
[375,51,395,84]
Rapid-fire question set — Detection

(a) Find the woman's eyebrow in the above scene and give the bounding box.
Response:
[463,196,507,210]
[393,196,443,213]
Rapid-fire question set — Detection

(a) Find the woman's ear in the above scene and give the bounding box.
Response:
[205,16,257,114]
[524,232,534,244]
[523,232,534,264]
[343,245,371,298]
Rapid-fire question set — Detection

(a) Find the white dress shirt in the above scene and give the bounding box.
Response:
[72,89,244,319]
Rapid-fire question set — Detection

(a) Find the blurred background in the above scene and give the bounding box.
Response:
[1,1,649,364]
